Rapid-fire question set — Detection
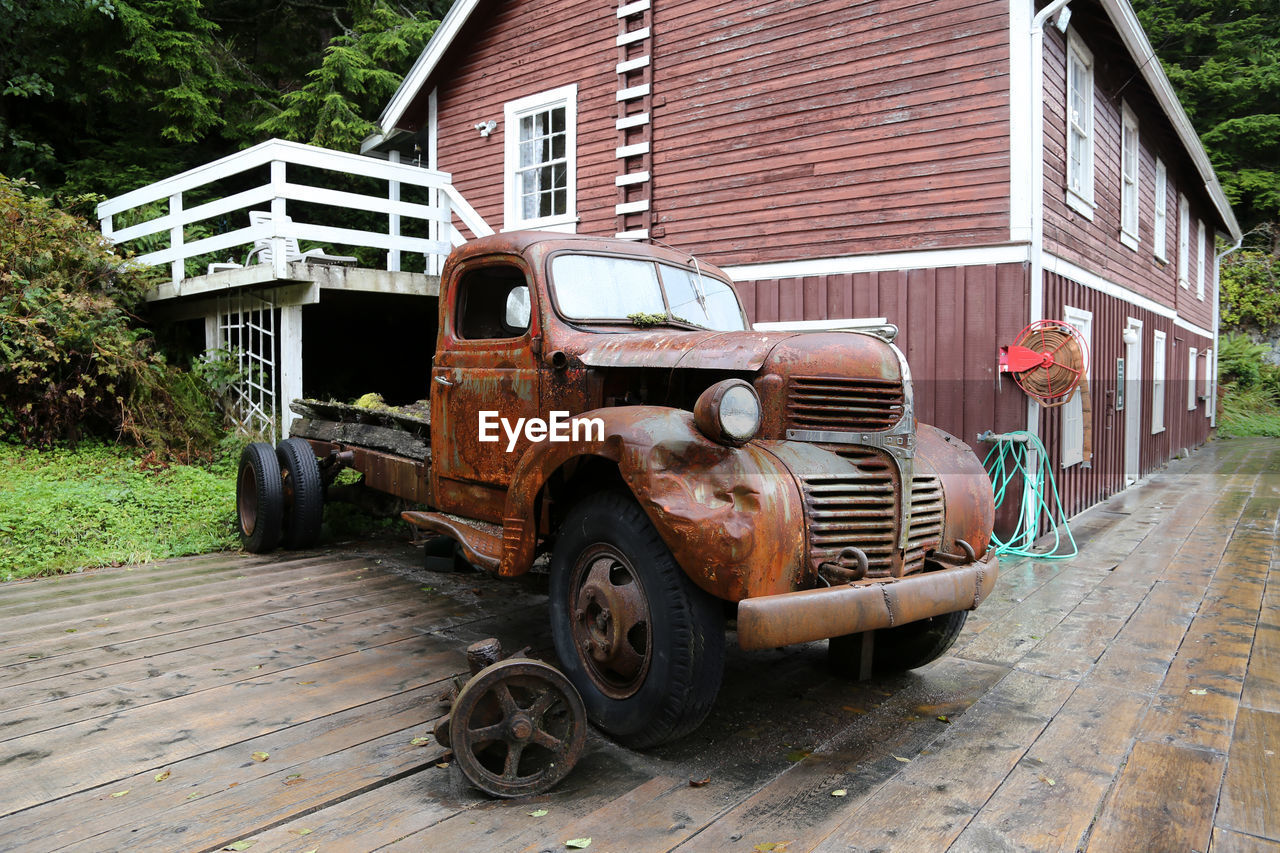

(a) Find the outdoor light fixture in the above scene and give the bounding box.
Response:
[475,120,497,137]
[1054,5,1071,32]
[694,379,761,446]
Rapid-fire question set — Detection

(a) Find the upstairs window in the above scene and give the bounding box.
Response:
[1154,159,1168,261]
[1178,194,1190,288]
[1120,105,1140,249]
[504,85,578,232]
[1066,32,1095,218]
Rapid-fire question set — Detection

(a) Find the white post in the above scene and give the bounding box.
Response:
[388,150,402,272]
[270,160,288,280]
[169,193,184,288]
[204,313,220,353]
[100,215,114,243]
[278,303,303,441]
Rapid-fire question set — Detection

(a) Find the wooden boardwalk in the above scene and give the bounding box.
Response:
[1,436,1277,852]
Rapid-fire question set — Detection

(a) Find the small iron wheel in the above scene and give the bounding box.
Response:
[568,544,653,699]
[449,658,587,798]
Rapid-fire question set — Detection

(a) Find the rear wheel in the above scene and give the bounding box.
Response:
[829,610,968,676]
[276,437,323,549]
[549,491,725,749]
[236,443,283,553]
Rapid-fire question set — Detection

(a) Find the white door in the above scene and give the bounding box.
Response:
[1124,318,1142,484]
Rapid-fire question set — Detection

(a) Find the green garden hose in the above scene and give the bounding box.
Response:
[980,430,1078,559]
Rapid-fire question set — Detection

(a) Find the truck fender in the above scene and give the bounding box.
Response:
[499,406,807,601]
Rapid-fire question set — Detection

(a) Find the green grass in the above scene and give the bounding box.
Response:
[1219,384,1280,438]
[0,441,240,581]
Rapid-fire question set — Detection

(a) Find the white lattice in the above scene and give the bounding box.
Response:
[216,291,277,440]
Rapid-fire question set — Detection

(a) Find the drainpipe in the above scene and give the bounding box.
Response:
[1212,234,1244,428]
[1026,0,1073,441]
[1019,0,1071,528]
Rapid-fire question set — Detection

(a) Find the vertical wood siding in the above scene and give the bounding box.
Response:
[736,261,1029,442]
[1038,271,1211,519]
[1041,28,1217,333]
[650,0,1013,266]
[425,0,618,236]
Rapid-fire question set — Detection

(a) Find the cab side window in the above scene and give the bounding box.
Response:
[456,265,531,340]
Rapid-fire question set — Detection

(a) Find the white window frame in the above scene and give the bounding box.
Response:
[1203,348,1213,416]
[1153,159,1168,261]
[1197,219,1207,300]
[1120,104,1140,250]
[1065,32,1095,219]
[1151,330,1166,434]
[503,84,579,233]
[1178,194,1190,288]
[1061,305,1094,468]
[1188,346,1198,410]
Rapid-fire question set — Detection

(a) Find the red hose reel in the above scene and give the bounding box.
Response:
[999,319,1090,408]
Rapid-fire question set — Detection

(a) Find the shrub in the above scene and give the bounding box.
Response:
[1217,331,1270,388]
[0,175,221,458]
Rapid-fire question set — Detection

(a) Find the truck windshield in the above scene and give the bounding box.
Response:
[550,254,747,331]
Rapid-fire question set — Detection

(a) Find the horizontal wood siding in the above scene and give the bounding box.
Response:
[1039,271,1212,520]
[651,0,1012,266]
[427,0,617,235]
[1041,28,1217,332]
[736,261,1029,442]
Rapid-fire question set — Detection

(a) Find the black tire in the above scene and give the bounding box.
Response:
[276,437,324,550]
[549,491,725,749]
[236,442,284,553]
[829,609,968,676]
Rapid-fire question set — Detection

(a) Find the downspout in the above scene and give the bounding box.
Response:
[1021,0,1071,529]
[1026,0,1073,441]
[1212,233,1244,428]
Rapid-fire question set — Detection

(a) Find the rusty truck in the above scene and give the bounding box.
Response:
[234,232,998,750]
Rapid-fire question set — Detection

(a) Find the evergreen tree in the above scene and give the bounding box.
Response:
[1132,0,1280,231]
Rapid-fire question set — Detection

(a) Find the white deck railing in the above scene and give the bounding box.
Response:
[96,138,493,289]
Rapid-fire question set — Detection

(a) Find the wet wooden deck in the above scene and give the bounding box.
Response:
[1,436,1277,852]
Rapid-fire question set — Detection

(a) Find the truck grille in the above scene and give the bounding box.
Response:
[800,447,941,579]
[786,376,905,432]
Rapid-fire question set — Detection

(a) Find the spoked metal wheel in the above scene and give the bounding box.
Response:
[569,544,652,700]
[448,659,587,798]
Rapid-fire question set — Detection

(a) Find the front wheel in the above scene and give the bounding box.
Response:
[829,609,968,677]
[549,491,725,749]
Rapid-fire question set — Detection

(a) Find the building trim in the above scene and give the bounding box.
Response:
[722,244,1032,281]
[1042,252,1213,339]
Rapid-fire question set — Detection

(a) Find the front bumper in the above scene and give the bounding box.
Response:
[735,551,999,650]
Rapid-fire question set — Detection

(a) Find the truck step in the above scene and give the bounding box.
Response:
[402,511,502,571]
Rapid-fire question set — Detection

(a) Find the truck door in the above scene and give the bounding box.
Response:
[432,258,541,521]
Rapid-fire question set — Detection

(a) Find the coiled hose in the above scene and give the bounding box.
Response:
[981,430,1078,559]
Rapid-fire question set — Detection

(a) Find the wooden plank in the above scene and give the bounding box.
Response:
[249,742,652,853]
[0,599,459,738]
[744,669,1075,853]
[0,683,448,852]
[1241,578,1280,711]
[0,637,460,815]
[1212,827,1280,852]
[0,573,409,677]
[1084,741,1225,853]
[0,556,378,638]
[1215,708,1280,841]
[948,682,1149,852]
[1135,497,1275,753]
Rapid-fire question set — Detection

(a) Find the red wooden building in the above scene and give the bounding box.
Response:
[365,0,1241,517]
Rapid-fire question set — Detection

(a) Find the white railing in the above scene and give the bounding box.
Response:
[96,138,493,288]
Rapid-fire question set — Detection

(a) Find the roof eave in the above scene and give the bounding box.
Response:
[1098,0,1241,240]
[379,0,483,134]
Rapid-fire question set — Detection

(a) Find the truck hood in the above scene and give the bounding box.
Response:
[572,330,800,371]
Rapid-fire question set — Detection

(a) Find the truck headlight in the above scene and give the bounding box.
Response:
[694,379,761,446]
